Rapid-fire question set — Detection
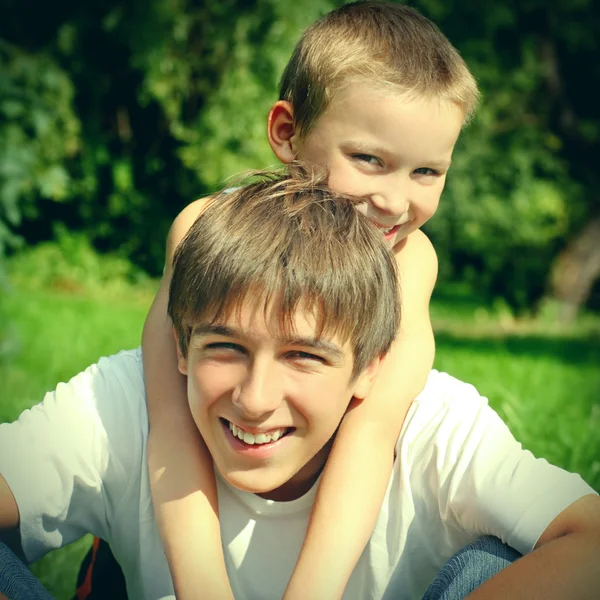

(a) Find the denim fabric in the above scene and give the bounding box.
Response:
[422,536,522,600]
[0,536,520,600]
[0,541,55,600]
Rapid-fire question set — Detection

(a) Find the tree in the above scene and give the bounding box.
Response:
[1,0,337,274]
[417,0,600,314]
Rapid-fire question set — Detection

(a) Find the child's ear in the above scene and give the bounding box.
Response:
[267,100,298,164]
[351,356,384,402]
[172,328,188,375]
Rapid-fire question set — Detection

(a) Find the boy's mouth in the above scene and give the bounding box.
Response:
[375,223,403,241]
[371,216,412,236]
[222,418,293,446]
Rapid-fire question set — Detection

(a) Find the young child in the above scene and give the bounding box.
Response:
[143,2,479,598]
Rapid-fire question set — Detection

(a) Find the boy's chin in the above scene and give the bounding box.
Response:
[219,467,303,502]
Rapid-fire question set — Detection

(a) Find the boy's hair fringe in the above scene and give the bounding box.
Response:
[168,163,400,378]
[279,1,480,136]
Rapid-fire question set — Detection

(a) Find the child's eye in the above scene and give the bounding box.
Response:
[414,167,440,176]
[352,154,382,167]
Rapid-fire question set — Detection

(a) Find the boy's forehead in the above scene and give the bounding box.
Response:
[191,299,351,355]
[322,80,462,121]
[317,81,403,115]
[307,81,464,154]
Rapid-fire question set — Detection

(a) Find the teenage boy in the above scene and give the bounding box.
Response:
[0,170,599,600]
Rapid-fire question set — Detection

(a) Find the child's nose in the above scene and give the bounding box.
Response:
[369,192,409,218]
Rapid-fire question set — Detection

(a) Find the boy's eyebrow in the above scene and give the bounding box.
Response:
[280,336,345,361]
[191,325,345,361]
[427,159,453,170]
[346,141,390,157]
[192,324,238,338]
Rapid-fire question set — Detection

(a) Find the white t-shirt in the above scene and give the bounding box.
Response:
[0,349,594,600]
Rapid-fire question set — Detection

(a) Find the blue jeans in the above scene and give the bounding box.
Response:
[0,536,521,599]
[423,536,522,600]
[0,541,54,600]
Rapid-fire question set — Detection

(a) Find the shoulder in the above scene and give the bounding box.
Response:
[4,348,146,429]
[397,371,596,555]
[167,196,215,258]
[394,230,437,278]
[15,348,148,474]
[397,370,509,474]
[47,348,147,455]
[394,230,437,263]
[86,349,148,445]
[0,349,148,560]
[166,187,243,267]
[404,371,488,430]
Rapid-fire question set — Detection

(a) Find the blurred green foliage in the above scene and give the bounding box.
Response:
[0,40,79,249]
[7,225,154,298]
[1,0,599,312]
[421,0,600,309]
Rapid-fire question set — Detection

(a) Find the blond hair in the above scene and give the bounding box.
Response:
[168,165,399,377]
[279,1,480,136]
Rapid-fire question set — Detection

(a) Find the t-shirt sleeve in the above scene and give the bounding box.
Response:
[408,372,597,556]
[0,349,145,563]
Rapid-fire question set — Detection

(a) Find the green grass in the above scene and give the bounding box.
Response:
[430,286,600,488]
[0,283,599,599]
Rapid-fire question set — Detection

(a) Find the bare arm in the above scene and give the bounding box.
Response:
[283,230,438,600]
[467,493,600,599]
[0,474,18,531]
[143,197,234,600]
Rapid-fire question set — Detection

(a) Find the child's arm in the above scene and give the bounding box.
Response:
[283,230,437,600]
[143,198,234,600]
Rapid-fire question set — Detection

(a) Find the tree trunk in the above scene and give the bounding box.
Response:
[549,216,600,323]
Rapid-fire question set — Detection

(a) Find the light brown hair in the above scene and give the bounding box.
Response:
[279,1,480,137]
[168,165,399,377]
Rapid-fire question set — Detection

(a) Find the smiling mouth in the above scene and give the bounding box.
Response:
[221,418,294,446]
[373,223,409,235]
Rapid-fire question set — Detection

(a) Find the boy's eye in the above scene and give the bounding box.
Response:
[205,342,245,353]
[352,154,382,167]
[287,351,326,364]
[414,167,440,176]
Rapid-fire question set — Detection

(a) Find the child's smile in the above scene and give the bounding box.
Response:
[292,81,464,247]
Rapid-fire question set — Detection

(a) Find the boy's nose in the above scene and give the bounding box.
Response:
[369,192,409,218]
[232,362,281,419]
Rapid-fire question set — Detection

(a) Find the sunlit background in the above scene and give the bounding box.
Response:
[1,0,599,597]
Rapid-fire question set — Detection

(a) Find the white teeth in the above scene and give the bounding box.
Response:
[228,421,287,445]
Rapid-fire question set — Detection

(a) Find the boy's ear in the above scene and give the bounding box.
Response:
[267,100,298,164]
[172,328,188,375]
[351,356,384,402]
